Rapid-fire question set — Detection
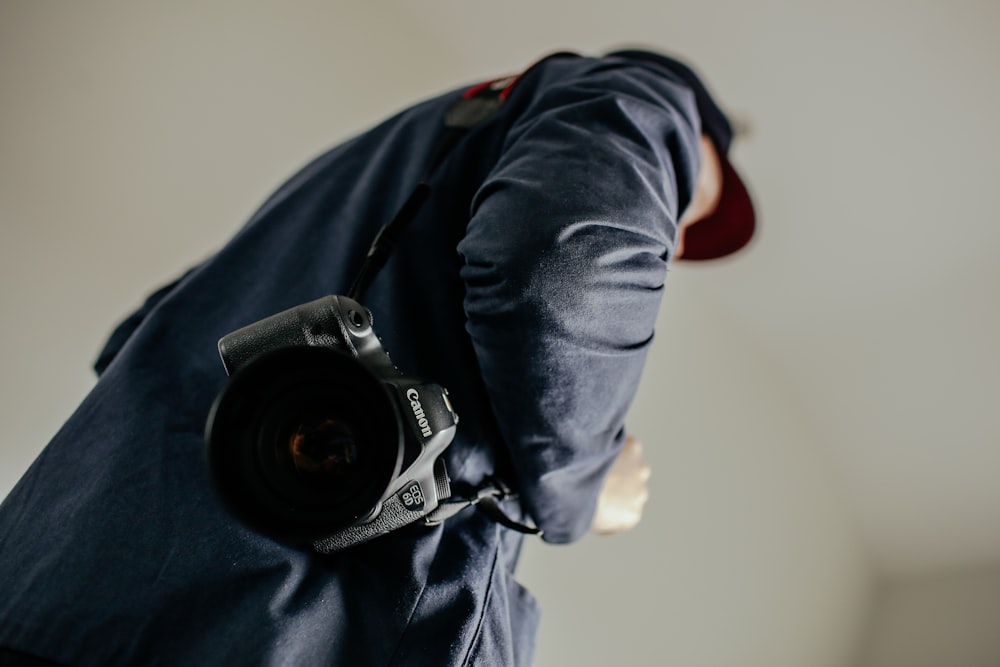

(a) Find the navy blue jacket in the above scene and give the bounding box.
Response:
[0,52,702,666]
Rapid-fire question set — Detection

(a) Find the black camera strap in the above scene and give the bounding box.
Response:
[346,74,542,537]
[426,475,541,535]
[347,74,520,302]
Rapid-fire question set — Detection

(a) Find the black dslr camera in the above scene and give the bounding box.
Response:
[204,295,458,553]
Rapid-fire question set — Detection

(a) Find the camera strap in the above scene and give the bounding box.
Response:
[426,476,542,536]
[348,73,543,537]
[347,74,520,302]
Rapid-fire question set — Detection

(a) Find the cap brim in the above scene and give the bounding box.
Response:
[677,158,756,261]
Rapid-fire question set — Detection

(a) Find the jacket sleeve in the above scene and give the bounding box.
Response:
[457,58,703,543]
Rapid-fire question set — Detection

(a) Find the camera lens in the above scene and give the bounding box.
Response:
[253,387,381,512]
[205,346,404,541]
[284,416,357,478]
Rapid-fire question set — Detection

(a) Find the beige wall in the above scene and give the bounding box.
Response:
[860,566,1000,667]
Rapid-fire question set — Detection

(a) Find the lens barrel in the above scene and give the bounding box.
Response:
[205,346,404,541]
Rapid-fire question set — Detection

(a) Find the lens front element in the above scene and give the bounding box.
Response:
[286,416,357,476]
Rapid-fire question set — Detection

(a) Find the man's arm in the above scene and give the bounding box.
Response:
[458,56,702,543]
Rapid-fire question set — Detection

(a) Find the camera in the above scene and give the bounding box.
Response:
[204,295,458,553]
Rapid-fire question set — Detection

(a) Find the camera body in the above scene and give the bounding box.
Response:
[205,295,458,553]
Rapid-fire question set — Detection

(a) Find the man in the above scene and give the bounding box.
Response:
[0,48,754,665]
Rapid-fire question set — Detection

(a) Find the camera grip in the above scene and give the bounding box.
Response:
[312,484,428,553]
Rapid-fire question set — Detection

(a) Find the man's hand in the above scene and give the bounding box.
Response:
[590,434,652,535]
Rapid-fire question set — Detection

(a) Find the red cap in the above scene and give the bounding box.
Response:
[677,157,756,261]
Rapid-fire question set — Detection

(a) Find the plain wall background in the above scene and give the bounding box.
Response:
[860,565,1000,667]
